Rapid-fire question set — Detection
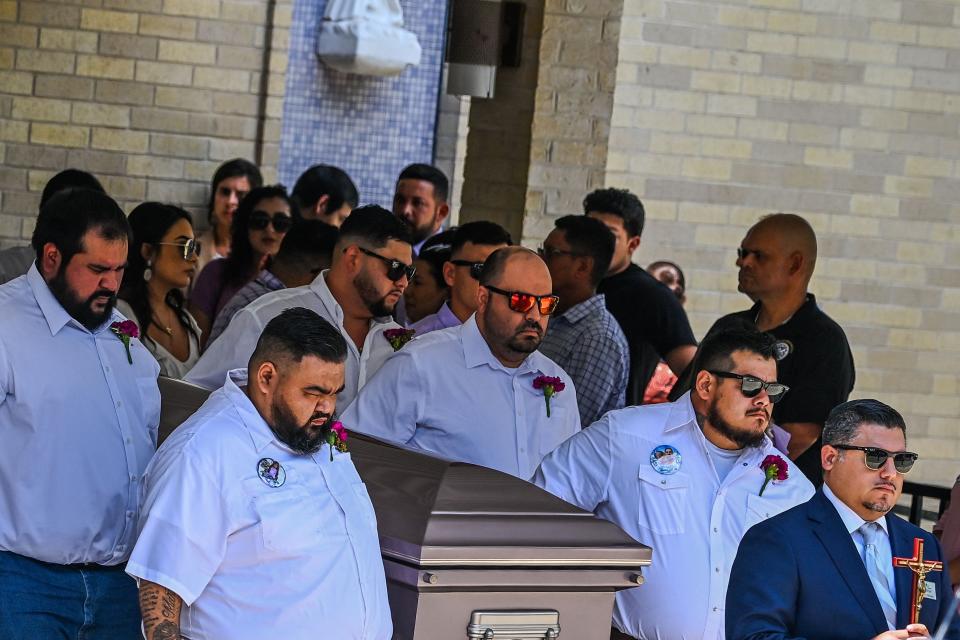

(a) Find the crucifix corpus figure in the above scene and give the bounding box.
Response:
[893,536,944,624]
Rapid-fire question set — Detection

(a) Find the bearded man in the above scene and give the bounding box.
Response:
[343,247,581,480]
[128,308,392,640]
[533,328,815,640]
[187,206,413,410]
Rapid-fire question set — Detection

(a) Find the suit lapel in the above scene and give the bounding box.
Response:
[809,492,888,636]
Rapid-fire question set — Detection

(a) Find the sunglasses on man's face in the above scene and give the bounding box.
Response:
[708,370,789,403]
[156,239,201,261]
[358,247,416,281]
[450,259,484,281]
[249,211,293,233]
[832,444,918,474]
[484,285,559,315]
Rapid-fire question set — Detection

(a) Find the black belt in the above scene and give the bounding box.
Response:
[63,561,127,571]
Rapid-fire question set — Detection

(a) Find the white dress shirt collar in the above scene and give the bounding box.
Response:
[460,313,544,377]
[823,482,890,536]
[27,262,110,336]
[309,269,395,330]
[222,369,280,454]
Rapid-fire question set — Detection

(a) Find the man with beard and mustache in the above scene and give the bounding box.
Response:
[129,308,391,640]
[0,188,161,639]
[187,205,412,410]
[392,163,449,255]
[533,328,814,640]
[728,400,958,640]
[342,246,580,479]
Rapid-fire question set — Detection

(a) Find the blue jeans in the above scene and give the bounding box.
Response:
[0,551,141,639]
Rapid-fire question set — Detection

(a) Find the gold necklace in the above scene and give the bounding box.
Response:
[152,316,174,336]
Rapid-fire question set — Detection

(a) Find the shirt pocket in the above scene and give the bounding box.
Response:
[743,493,788,533]
[637,465,690,535]
[253,488,323,555]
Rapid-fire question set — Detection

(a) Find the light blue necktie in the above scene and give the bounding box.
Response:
[860,521,898,630]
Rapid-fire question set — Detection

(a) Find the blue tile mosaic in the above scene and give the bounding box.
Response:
[278,0,449,208]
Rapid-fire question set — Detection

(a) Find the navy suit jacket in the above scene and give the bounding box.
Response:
[726,490,958,640]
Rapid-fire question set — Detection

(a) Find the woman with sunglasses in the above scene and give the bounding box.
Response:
[189,185,294,347]
[117,203,203,379]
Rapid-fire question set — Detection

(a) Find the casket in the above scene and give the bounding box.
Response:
[158,378,652,639]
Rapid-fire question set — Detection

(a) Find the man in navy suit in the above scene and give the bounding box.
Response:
[727,399,958,640]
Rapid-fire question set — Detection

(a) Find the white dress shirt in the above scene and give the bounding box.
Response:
[186,271,400,409]
[0,265,161,565]
[533,393,815,640]
[341,315,581,479]
[127,370,392,640]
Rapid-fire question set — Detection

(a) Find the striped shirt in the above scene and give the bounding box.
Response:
[207,270,285,346]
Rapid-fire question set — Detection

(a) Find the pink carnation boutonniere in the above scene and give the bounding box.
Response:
[325,420,348,461]
[110,320,139,364]
[384,328,416,352]
[533,375,566,418]
[759,454,789,496]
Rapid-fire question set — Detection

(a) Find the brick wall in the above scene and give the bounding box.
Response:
[522,0,960,485]
[0,0,291,246]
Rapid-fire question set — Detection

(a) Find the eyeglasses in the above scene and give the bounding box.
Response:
[450,259,484,280]
[708,370,789,403]
[358,247,416,281]
[736,248,765,261]
[537,246,582,260]
[484,285,559,315]
[249,211,294,233]
[156,239,201,260]
[832,445,918,474]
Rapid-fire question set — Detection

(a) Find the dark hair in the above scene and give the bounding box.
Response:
[582,187,645,237]
[249,307,348,369]
[478,246,537,287]
[397,163,449,203]
[40,169,104,209]
[337,204,412,250]
[273,220,339,271]
[32,188,130,266]
[120,203,199,346]
[648,260,686,298]
[291,164,358,219]
[450,221,512,258]
[693,327,777,378]
[225,184,292,288]
[417,229,455,290]
[554,214,615,287]
[823,399,907,446]
[207,158,263,223]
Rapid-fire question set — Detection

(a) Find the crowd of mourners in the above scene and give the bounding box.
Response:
[0,159,958,640]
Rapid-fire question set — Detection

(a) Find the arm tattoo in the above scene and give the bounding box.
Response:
[139,580,183,640]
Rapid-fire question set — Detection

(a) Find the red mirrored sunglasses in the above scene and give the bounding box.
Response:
[485,285,559,315]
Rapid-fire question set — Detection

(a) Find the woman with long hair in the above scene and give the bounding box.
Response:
[189,184,293,347]
[195,158,263,274]
[117,203,202,379]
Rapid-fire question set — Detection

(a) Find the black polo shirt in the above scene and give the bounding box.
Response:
[701,294,855,482]
[598,264,697,404]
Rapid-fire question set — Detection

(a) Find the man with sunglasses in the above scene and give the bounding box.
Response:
[411,221,512,336]
[533,328,814,640]
[728,399,958,640]
[188,206,412,410]
[343,246,581,480]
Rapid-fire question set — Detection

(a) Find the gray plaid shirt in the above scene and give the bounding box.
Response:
[539,294,629,426]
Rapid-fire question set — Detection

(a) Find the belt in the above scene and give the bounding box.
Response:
[64,562,127,571]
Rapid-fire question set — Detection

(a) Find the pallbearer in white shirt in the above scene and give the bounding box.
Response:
[128,308,391,640]
[343,246,581,480]
[533,328,815,640]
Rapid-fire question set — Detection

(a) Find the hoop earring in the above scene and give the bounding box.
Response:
[143,260,153,282]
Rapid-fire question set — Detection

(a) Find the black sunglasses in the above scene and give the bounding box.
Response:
[249,211,294,233]
[537,246,582,260]
[156,239,201,260]
[484,285,559,315]
[450,259,484,280]
[358,247,416,281]
[833,445,918,474]
[708,370,789,403]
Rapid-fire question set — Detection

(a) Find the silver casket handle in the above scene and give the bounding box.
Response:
[466,610,560,639]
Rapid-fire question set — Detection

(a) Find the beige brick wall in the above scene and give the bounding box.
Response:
[0,0,291,246]
[521,0,960,485]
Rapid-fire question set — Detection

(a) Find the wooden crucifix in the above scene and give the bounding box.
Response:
[892,537,944,625]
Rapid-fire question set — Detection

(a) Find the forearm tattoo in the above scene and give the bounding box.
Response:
[139,580,183,640]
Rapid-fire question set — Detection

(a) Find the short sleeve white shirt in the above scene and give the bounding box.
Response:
[533,393,815,640]
[341,315,581,479]
[127,370,392,640]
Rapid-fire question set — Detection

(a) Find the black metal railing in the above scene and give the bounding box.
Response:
[893,481,953,526]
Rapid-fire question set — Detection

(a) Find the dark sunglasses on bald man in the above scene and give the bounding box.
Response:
[484,285,560,315]
[708,370,789,404]
[249,211,293,233]
[832,445,918,474]
[358,247,416,281]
